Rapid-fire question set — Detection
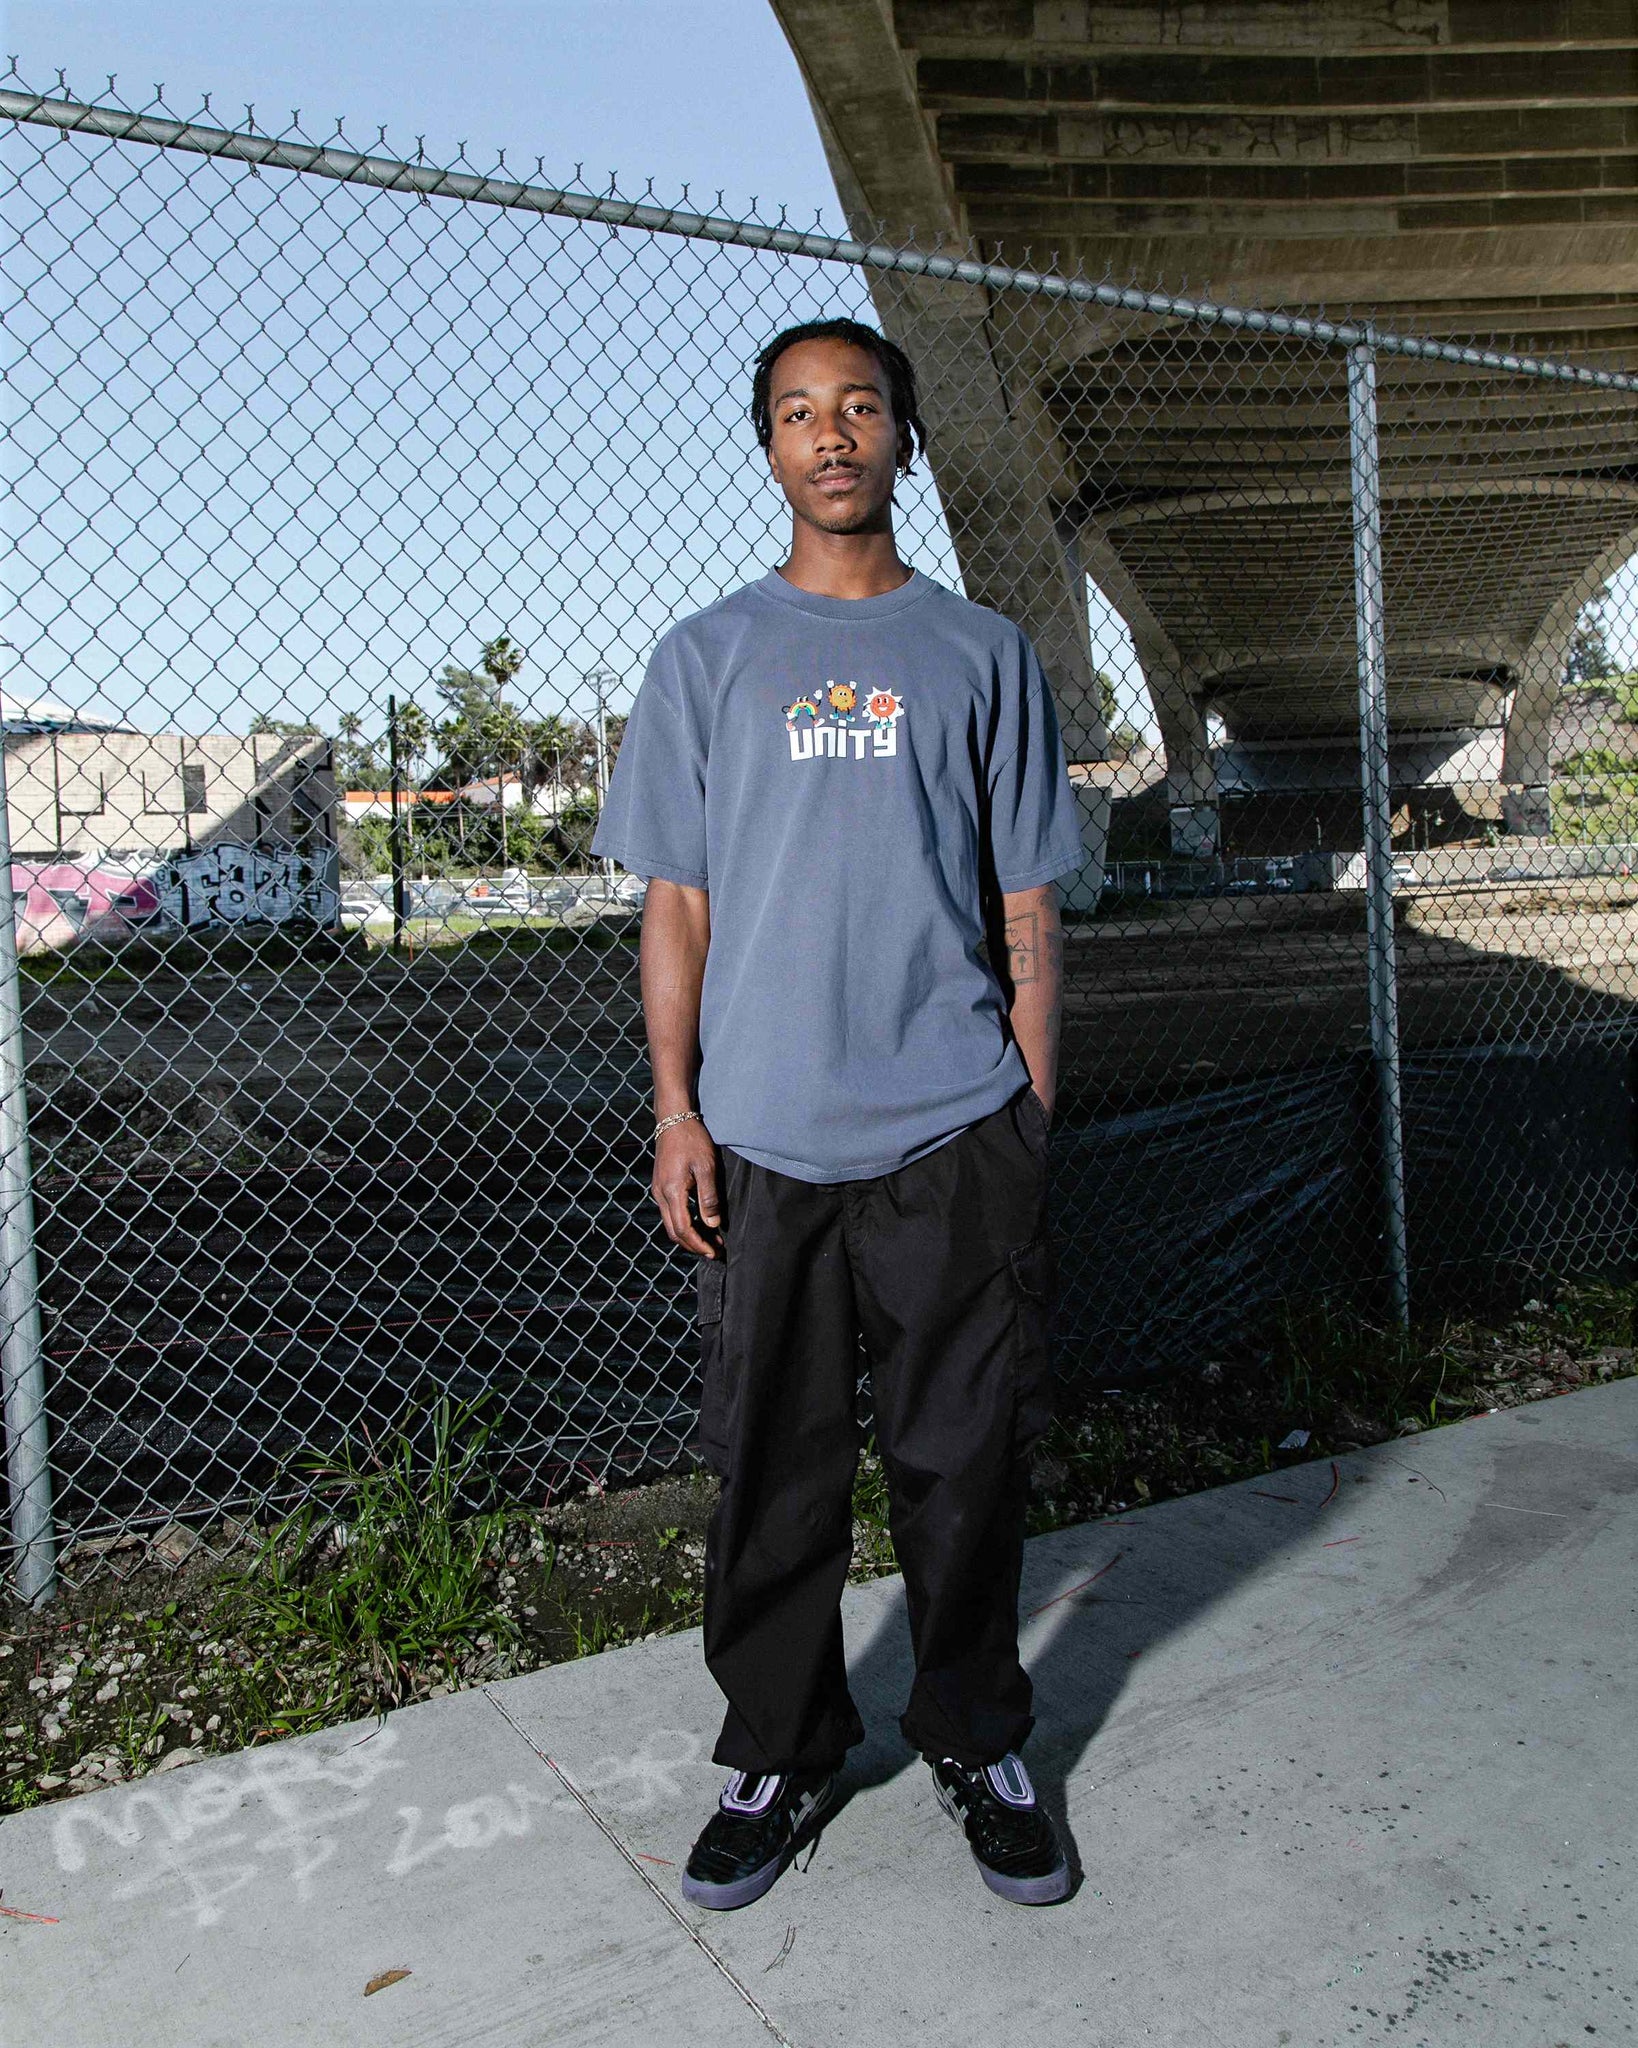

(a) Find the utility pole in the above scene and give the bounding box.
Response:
[387,695,408,950]
[586,669,618,888]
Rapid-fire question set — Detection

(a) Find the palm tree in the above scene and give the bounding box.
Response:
[393,698,432,779]
[525,713,579,813]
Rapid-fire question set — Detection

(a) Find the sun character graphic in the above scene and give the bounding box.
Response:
[866,689,904,729]
[827,680,857,718]
[783,694,820,728]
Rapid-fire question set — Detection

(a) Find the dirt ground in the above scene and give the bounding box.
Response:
[21,876,1638,1138]
[13,878,1636,1549]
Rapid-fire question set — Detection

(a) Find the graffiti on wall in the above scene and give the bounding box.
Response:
[154,844,339,928]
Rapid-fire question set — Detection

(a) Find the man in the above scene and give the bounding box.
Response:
[592,317,1083,1910]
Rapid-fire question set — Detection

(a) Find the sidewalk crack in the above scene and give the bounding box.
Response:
[482,1687,801,2048]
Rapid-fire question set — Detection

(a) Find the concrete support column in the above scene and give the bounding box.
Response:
[1060,778,1112,911]
[873,271,1111,766]
[1073,519,1221,859]
[1502,527,1638,835]
[1500,785,1554,838]
[1501,632,1568,830]
[1152,672,1221,858]
[769,0,1108,886]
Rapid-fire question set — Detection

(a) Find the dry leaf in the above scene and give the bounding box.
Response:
[363,1968,412,1997]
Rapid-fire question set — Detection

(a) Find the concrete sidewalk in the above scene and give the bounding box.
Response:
[3,1383,1634,2048]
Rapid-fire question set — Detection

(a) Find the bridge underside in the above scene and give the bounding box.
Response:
[771,1,1638,858]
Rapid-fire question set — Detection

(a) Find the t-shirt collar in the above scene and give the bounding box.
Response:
[753,567,933,622]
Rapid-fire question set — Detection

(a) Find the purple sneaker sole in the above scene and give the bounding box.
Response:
[680,1777,837,1912]
[932,1773,1072,1906]
[971,1853,1072,1906]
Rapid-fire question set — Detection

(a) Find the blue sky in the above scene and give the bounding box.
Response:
[3,6,860,735]
[1,2,1159,744]
[7,1,842,225]
[18,4,1618,746]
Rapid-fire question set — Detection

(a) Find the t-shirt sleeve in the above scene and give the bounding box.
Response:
[590,629,710,888]
[987,629,1087,891]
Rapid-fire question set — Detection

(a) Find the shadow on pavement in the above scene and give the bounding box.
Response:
[836,1459,1328,1883]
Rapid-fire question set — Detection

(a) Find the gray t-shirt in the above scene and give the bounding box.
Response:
[592,569,1084,1182]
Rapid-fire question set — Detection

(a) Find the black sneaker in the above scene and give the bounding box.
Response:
[930,1753,1071,1905]
[680,1769,837,1911]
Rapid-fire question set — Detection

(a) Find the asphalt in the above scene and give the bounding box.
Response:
[3,1380,1634,2048]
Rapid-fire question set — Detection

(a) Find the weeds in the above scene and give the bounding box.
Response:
[851,1439,898,1575]
[559,1599,655,1658]
[1543,1276,1635,1351]
[366,920,639,959]
[664,1582,703,1627]
[111,1703,168,1778]
[1272,1300,1459,1432]
[1024,1271,1637,1538]
[216,1395,528,1705]
[2,1447,712,1813]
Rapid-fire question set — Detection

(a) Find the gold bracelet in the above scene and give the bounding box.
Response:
[654,1108,703,1139]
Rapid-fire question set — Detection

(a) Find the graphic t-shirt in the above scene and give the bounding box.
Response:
[591,569,1085,1182]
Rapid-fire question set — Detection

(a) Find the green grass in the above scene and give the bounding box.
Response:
[111,1702,171,1778]
[1551,748,1638,846]
[216,1395,533,1706]
[20,931,373,991]
[18,954,144,989]
[1566,673,1638,723]
[1270,1298,1460,1433]
[851,1438,898,1575]
[557,1599,655,1658]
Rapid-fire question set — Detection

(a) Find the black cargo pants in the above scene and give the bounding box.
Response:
[694,1085,1054,1775]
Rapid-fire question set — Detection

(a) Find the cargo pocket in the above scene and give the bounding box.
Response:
[1008,1235,1056,1458]
[692,1256,731,1478]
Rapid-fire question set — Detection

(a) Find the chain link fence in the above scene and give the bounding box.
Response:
[4,70,1637,1603]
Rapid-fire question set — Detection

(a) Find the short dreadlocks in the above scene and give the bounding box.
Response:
[749,318,927,470]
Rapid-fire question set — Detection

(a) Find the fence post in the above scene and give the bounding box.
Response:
[0,742,56,1603]
[1346,337,1411,1328]
[387,694,408,949]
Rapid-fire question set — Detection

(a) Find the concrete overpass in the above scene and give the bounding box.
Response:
[770,2,1638,855]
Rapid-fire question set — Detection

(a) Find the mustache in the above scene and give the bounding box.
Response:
[807,458,864,483]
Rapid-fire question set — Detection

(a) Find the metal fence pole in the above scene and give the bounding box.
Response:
[1346,338,1412,1329]
[0,745,56,1603]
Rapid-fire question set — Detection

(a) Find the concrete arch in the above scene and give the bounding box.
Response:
[773,0,1638,860]
[1500,523,1638,819]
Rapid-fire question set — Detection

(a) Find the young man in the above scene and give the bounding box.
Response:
[592,317,1083,1910]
